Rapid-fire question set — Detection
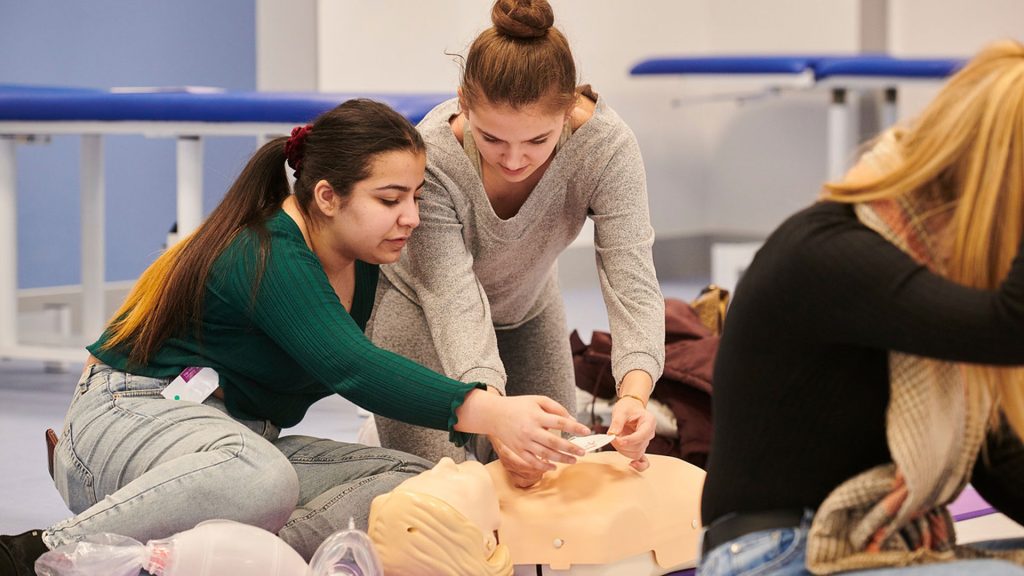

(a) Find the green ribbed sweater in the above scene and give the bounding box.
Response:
[88,210,481,443]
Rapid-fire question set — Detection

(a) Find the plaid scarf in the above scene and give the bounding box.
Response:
[804,132,1023,573]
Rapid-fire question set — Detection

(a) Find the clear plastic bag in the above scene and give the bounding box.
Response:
[36,520,310,576]
[34,533,147,576]
[308,519,383,576]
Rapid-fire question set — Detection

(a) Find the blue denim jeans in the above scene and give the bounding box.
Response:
[46,364,431,560]
[697,510,1024,576]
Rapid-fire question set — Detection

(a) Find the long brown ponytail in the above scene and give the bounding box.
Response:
[103,99,424,365]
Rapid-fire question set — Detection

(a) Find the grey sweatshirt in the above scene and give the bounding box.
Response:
[381,92,665,392]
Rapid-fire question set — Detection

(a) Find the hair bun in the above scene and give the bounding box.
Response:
[491,0,554,39]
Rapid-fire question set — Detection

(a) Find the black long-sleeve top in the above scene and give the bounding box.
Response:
[702,201,1024,526]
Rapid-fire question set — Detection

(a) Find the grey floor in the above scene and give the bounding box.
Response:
[0,280,707,535]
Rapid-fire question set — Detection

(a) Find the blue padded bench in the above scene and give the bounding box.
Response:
[630,55,820,77]
[0,85,450,362]
[0,87,445,124]
[629,54,963,180]
[628,54,963,83]
[629,55,963,304]
[813,55,963,81]
[811,56,964,177]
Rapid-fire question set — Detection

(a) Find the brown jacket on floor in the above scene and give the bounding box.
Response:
[572,298,719,468]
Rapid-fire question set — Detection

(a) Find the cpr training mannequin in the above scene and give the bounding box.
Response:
[368,452,705,575]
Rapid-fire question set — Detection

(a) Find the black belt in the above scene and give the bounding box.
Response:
[702,509,806,557]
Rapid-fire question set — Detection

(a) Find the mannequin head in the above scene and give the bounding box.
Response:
[368,458,511,576]
[369,453,705,576]
[390,456,500,541]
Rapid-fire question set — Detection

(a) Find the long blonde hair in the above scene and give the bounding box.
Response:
[824,40,1024,436]
[368,490,512,576]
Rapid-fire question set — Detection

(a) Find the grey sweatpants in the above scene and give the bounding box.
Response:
[367,275,577,463]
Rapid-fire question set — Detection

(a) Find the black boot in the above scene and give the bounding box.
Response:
[0,529,48,576]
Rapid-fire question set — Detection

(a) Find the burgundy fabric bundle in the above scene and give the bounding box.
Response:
[572,299,717,468]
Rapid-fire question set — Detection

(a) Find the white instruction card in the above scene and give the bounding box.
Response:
[569,433,616,453]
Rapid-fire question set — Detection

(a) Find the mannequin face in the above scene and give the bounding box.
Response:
[465,99,566,185]
[395,457,500,538]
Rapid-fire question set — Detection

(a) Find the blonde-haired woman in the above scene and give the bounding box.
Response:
[700,40,1024,575]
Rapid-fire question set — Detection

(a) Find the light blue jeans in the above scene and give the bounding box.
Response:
[697,510,1024,576]
[46,364,431,560]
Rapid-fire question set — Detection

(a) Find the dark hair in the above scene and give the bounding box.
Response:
[292,99,426,224]
[461,0,578,113]
[103,99,425,365]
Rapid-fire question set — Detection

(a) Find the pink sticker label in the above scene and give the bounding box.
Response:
[179,366,202,381]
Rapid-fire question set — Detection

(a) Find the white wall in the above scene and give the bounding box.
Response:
[700,0,861,235]
[556,1,712,236]
[256,0,1024,277]
[316,0,486,93]
[889,0,1024,121]
[307,0,865,241]
[708,0,860,53]
[890,0,1024,56]
[313,0,709,237]
[257,0,318,91]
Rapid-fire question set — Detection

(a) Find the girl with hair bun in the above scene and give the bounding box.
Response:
[369,0,664,487]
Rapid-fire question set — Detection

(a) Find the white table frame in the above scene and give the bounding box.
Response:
[0,120,296,362]
[817,76,953,180]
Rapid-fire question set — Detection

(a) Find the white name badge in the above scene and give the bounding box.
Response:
[161,367,219,403]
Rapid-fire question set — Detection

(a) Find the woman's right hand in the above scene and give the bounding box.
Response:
[455,390,590,474]
[491,395,591,473]
[489,436,545,487]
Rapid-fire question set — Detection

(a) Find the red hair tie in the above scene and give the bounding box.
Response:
[284,124,313,175]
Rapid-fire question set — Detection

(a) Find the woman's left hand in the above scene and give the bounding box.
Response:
[607,370,656,471]
[607,396,655,471]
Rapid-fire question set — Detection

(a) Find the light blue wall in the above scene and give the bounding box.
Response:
[0,1,256,288]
